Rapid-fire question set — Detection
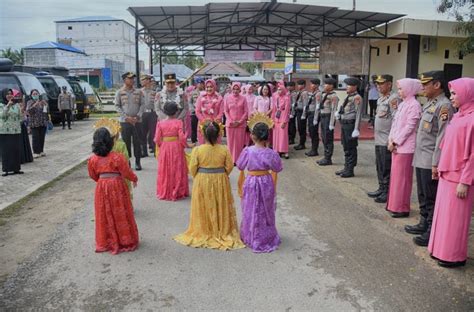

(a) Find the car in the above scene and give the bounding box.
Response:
[78,80,100,112]
[35,73,75,123]
[67,77,89,120]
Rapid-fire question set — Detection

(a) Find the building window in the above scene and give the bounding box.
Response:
[444,49,449,59]
[459,52,464,60]
[376,48,380,56]
[68,26,72,30]
[386,45,390,55]
[398,43,401,53]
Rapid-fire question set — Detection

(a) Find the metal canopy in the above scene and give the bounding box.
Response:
[128,1,404,54]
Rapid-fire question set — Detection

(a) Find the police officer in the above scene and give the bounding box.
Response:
[155,73,187,123]
[294,80,309,150]
[405,71,454,246]
[304,79,321,157]
[115,72,144,170]
[335,77,362,178]
[58,86,75,130]
[287,81,297,145]
[189,77,205,144]
[140,74,157,157]
[315,77,339,166]
[367,75,399,203]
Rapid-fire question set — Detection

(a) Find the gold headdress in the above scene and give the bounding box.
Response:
[247,112,274,131]
[93,118,121,137]
[199,119,225,137]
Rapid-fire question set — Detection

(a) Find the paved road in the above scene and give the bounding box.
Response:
[0,120,96,210]
[1,137,473,310]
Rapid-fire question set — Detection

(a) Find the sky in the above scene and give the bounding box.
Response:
[0,0,452,65]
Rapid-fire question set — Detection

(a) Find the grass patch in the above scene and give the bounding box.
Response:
[0,161,87,225]
[90,112,119,118]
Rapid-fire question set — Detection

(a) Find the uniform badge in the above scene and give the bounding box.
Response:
[423,121,430,129]
[439,106,449,121]
[428,106,436,113]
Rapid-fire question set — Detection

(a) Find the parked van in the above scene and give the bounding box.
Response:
[67,77,89,119]
[36,73,75,122]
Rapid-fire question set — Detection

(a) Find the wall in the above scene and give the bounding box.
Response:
[24,49,57,67]
[369,39,408,83]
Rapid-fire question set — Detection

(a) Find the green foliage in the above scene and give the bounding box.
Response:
[238,62,262,75]
[153,48,204,70]
[437,0,473,54]
[0,48,24,64]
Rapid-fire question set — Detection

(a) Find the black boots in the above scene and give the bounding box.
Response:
[294,144,306,150]
[405,217,427,235]
[374,185,388,203]
[335,167,346,175]
[317,158,332,166]
[305,149,319,157]
[135,159,142,171]
[340,169,354,178]
[413,231,430,247]
[367,188,383,198]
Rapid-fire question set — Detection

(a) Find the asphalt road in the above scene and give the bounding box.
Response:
[0,140,473,311]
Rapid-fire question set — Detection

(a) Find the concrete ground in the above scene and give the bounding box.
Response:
[0,124,473,311]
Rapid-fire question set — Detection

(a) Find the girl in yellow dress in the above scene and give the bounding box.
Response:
[174,120,245,250]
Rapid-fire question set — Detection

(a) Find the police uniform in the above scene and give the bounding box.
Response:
[294,80,309,150]
[304,79,321,157]
[115,71,145,170]
[405,71,454,246]
[154,73,187,122]
[336,77,363,178]
[140,74,157,156]
[58,88,75,129]
[287,81,297,145]
[367,75,399,203]
[315,78,339,166]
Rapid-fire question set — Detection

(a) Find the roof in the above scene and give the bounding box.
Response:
[24,41,86,54]
[55,16,123,23]
[152,64,194,80]
[194,63,251,76]
[129,1,404,52]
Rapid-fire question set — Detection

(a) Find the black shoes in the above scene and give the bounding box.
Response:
[294,144,306,150]
[335,168,346,175]
[367,188,383,198]
[135,160,142,171]
[340,171,354,178]
[289,140,295,145]
[305,150,319,157]
[437,260,466,268]
[374,192,387,203]
[317,159,332,166]
[405,217,427,235]
[413,232,430,247]
[390,211,409,218]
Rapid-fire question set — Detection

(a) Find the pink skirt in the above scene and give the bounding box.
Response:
[428,177,474,262]
[386,152,414,213]
[226,126,247,163]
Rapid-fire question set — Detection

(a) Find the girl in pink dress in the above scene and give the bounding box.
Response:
[224,82,249,163]
[195,79,224,144]
[154,102,189,201]
[253,84,273,116]
[271,81,291,159]
[386,78,422,218]
[428,77,474,268]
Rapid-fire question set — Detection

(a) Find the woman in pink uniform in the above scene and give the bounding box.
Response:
[224,82,248,163]
[386,78,422,218]
[271,81,291,159]
[428,77,474,268]
[195,79,224,144]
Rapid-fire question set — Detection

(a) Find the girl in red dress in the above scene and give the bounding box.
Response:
[88,127,139,254]
[154,102,189,201]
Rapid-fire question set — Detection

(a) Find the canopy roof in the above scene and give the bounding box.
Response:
[128,1,404,53]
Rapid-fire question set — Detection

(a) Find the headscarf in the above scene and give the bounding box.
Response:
[205,79,217,94]
[396,78,422,100]
[448,77,474,116]
[276,80,287,96]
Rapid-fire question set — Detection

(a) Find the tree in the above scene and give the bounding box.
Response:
[437,0,473,55]
[0,48,24,64]
[153,48,204,70]
[238,62,262,75]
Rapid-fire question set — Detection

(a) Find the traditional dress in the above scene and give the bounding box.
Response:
[195,79,224,144]
[174,144,245,250]
[112,138,133,198]
[154,118,189,201]
[237,146,283,252]
[87,152,139,254]
[272,82,291,154]
[224,82,248,163]
[428,77,474,263]
[386,79,422,214]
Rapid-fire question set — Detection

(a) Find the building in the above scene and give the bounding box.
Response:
[55,16,136,73]
[23,41,122,88]
[368,18,474,82]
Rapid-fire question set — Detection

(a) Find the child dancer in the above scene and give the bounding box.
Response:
[154,102,189,201]
[237,115,283,252]
[88,127,139,254]
[174,120,245,250]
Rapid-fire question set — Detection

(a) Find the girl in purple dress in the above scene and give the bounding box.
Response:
[237,121,283,253]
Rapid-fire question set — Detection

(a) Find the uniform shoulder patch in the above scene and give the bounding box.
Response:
[439,106,449,121]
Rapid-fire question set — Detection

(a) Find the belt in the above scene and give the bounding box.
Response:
[198,167,225,173]
[248,170,271,176]
[163,136,178,142]
[340,119,355,124]
[99,172,121,178]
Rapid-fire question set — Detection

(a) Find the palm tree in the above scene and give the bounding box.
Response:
[0,48,24,64]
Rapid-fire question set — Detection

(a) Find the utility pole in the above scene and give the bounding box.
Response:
[353,0,356,10]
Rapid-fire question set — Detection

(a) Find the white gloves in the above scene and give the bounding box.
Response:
[329,124,334,131]
[335,112,340,120]
[352,129,360,138]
